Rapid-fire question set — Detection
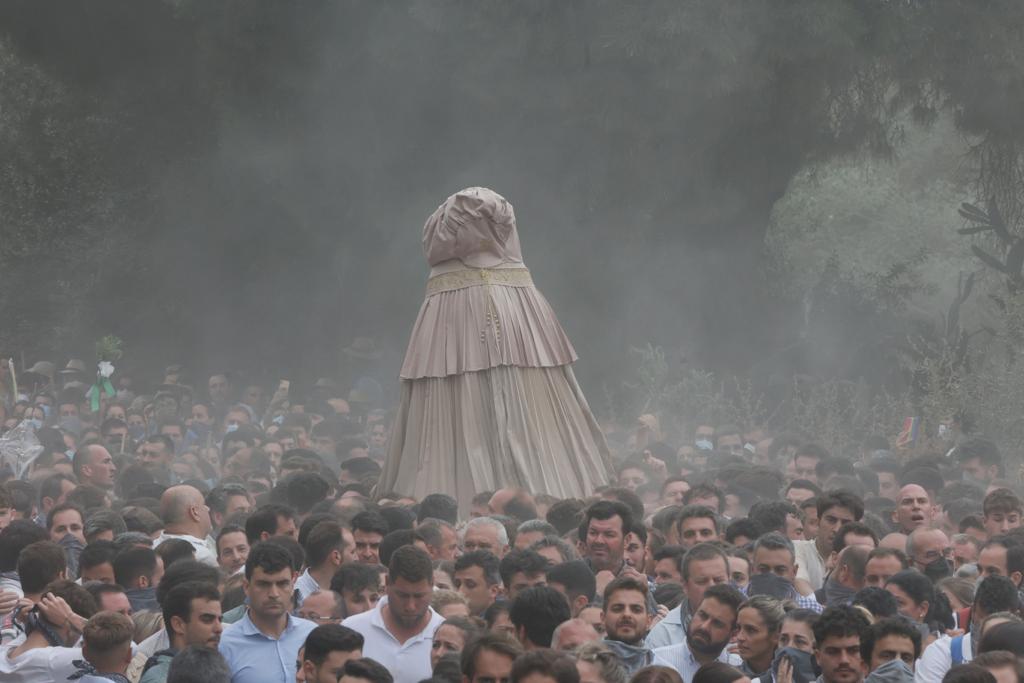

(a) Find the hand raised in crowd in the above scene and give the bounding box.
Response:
[776,653,793,683]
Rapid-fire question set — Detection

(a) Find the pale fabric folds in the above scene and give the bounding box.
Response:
[379,365,611,502]
[379,187,612,503]
[399,268,578,380]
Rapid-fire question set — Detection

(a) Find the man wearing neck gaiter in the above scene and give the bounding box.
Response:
[113,547,163,613]
[601,576,655,674]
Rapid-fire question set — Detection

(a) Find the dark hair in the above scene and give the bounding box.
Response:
[941,664,999,683]
[581,500,633,538]
[84,581,127,606]
[816,491,864,521]
[0,519,48,572]
[388,544,433,584]
[852,586,899,619]
[285,472,331,515]
[974,575,1020,616]
[244,503,295,545]
[860,616,921,663]
[455,550,501,586]
[166,646,232,683]
[974,622,1024,659]
[681,542,729,581]
[162,581,221,634]
[603,575,649,606]
[84,509,128,542]
[330,562,382,594]
[297,513,335,548]
[156,538,197,569]
[812,605,871,644]
[629,666,685,683]
[44,579,98,619]
[785,479,822,497]
[377,529,419,566]
[498,549,549,588]
[510,649,579,683]
[460,632,524,679]
[17,540,67,594]
[509,586,571,647]
[953,438,1004,474]
[682,483,726,512]
[545,560,596,605]
[692,662,748,683]
[698,583,745,617]
[245,541,295,579]
[38,473,77,506]
[419,493,458,525]
[746,501,798,536]
[79,539,119,571]
[832,522,878,553]
[113,546,159,587]
[546,499,585,536]
[340,657,393,683]
[351,510,390,537]
[157,559,220,606]
[304,520,345,568]
[724,518,763,545]
[983,488,1023,518]
[47,501,85,531]
[205,483,251,516]
[302,624,365,665]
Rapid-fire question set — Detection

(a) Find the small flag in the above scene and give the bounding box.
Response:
[896,417,920,449]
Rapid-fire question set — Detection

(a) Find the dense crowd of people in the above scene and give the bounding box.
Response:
[1,360,1024,683]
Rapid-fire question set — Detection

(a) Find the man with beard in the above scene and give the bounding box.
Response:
[219,542,316,683]
[813,605,871,683]
[602,576,656,674]
[342,545,444,683]
[651,583,744,678]
[646,543,730,648]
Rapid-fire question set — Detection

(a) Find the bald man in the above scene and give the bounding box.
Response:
[73,444,118,491]
[153,484,216,566]
[891,484,934,534]
[551,618,601,651]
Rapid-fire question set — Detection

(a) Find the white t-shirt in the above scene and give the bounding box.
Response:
[342,598,444,683]
[793,539,826,591]
[0,643,84,682]
[154,532,217,566]
[915,633,973,683]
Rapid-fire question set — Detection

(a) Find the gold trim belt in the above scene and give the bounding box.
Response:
[426,268,533,295]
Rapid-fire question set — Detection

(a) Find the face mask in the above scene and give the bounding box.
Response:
[938,424,951,440]
[190,422,211,437]
[65,449,74,458]
[39,404,51,419]
[128,425,145,440]
[922,557,952,582]
[25,418,42,430]
[695,438,713,451]
[225,423,239,433]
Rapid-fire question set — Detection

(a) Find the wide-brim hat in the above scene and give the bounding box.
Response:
[342,337,381,360]
[26,361,55,378]
[60,359,88,375]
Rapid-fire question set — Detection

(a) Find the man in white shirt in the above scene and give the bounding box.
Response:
[651,583,744,678]
[915,575,1019,683]
[153,485,216,566]
[794,491,863,593]
[342,545,443,683]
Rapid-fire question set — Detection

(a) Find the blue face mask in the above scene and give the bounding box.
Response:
[695,438,713,451]
[26,418,42,430]
[225,423,239,433]
[39,404,52,419]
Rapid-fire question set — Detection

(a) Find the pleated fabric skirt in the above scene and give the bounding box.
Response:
[377,363,612,506]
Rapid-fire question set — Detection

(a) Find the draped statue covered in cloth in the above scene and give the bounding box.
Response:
[377,187,612,506]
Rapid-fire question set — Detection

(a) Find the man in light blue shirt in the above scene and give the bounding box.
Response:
[652,583,744,680]
[219,542,316,683]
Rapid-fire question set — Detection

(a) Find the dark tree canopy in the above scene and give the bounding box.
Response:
[1,1,1023,388]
